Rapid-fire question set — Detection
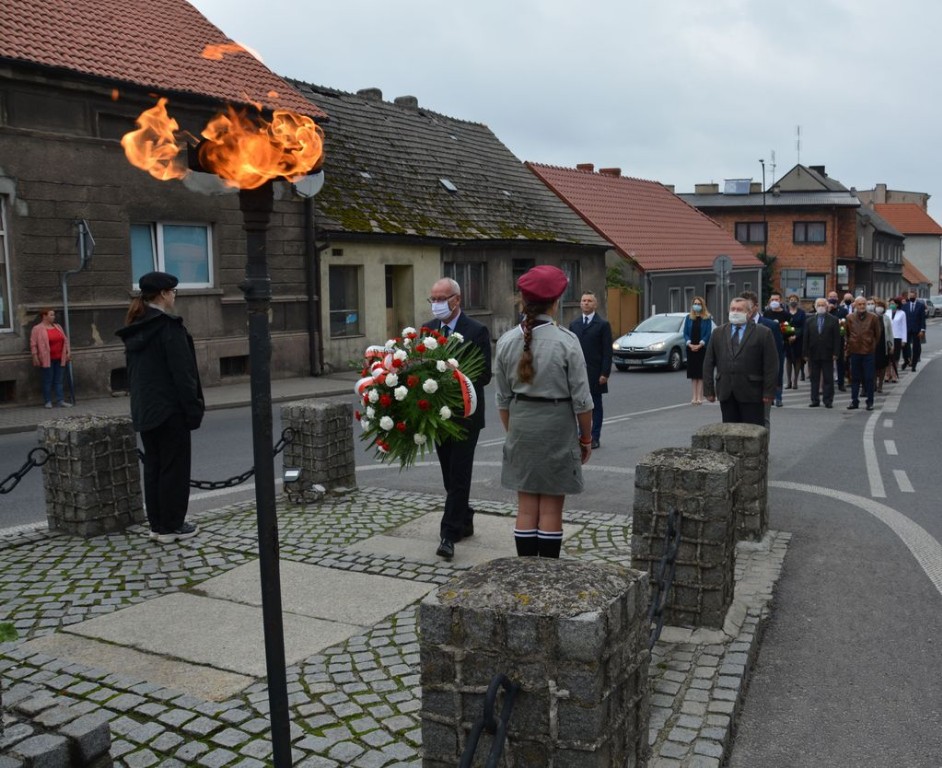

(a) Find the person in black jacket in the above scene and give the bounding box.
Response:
[425,277,492,561]
[116,271,204,543]
[568,291,613,447]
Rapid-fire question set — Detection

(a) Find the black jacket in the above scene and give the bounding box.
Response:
[568,314,613,395]
[115,307,204,433]
[427,312,492,431]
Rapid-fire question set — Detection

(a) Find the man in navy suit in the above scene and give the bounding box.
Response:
[426,278,492,560]
[741,291,783,428]
[568,291,613,449]
[902,289,927,372]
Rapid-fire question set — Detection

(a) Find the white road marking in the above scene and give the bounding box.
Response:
[894,470,915,493]
[863,411,886,498]
[771,481,942,600]
[884,419,894,428]
[884,440,898,456]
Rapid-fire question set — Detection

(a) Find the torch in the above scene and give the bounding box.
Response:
[122,96,324,767]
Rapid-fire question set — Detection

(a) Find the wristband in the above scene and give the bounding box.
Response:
[579,436,592,446]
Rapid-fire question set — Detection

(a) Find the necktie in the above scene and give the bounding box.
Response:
[583,316,589,326]
[818,316,824,334]
[731,326,741,351]
[441,325,450,338]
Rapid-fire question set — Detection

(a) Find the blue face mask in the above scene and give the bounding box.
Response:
[692,304,702,312]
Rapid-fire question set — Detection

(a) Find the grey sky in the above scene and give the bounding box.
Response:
[189,0,942,221]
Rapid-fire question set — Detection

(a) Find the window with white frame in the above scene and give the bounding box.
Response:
[780,268,807,297]
[0,196,11,329]
[130,223,213,288]
[444,262,487,309]
[328,265,362,337]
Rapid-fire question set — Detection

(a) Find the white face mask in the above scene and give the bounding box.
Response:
[876,306,885,315]
[728,311,748,325]
[866,303,875,312]
[430,301,452,321]
[815,305,827,315]
[769,300,781,310]
[692,304,702,312]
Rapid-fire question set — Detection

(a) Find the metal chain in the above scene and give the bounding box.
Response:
[648,506,682,650]
[459,673,521,768]
[0,447,52,495]
[136,427,295,490]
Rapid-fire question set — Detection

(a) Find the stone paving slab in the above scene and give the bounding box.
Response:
[63,592,361,678]
[195,560,436,627]
[350,509,583,566]
[19,634,252,701]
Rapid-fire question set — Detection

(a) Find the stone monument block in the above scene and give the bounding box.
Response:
[280,399,356,497]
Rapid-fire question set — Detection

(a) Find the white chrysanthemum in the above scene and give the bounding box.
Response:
[422,379,439,394]
[436,360,448,372]
[360,418,371,430]
[394,386,409,401]
[439,406,452,420]
[422,336,439,351]
[394,349,408,361]
[384,339,397,350]
[447,358,459,368]
[379,416,394,431]
[385,373,399,388]
[451,332,464,343]
[402,336,412,348]
[368,389,379,403]
[366,406,375,419]
[414,433,427,445]
[402,326,416,337]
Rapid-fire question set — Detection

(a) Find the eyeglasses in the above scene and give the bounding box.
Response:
[427,293,456,304]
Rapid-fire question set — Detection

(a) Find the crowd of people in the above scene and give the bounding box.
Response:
[696,287,928,423]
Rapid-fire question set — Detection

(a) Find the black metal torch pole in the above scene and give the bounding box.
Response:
[239,181,292,766]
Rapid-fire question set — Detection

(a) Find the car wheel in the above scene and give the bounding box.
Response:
[615,364,630,372]
[667,348,683,371]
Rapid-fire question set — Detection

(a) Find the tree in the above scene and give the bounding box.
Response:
[756,251,777,301]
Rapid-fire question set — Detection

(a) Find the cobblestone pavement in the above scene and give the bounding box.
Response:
[0,489,787,767]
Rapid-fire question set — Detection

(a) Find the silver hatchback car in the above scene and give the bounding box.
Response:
[612,312,688,371]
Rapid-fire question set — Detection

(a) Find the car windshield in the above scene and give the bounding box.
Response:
[633,315,683,333]
[931,296,942,304]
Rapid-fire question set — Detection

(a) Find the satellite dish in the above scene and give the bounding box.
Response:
[293,171,325,198]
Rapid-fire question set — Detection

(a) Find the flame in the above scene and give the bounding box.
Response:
[198,108,324,189]
[122,98,324,190]
[111,88,120,101]
[120,98,187,182]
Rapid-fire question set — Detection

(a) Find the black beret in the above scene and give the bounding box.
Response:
[139,271,178,293]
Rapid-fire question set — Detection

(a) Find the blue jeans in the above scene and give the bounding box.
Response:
[849,353,875,406]
[41,361,64,405]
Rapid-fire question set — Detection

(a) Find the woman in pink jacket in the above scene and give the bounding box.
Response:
[30,308,72,408]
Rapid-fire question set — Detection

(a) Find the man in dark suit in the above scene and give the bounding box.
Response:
[803,297,842,408]
[568,291,613,449]
[426,277,492,560]
[741,290,783,428]
[703,296,778,426]
[827,290,850,390]
[902,289,927,371]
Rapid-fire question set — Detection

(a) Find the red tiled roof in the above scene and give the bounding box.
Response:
[902,258,932,285]
[0,0,324,117]
[526,163,760,271]
[873,203,942,235]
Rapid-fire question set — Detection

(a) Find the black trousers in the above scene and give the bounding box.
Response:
[435,427,480,541]
[140,413,192,534]
[719,397,765,427]
[809,358,835,405]
[907,331,922,366]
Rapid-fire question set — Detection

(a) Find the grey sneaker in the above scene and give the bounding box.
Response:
[44,402,53,409]
[156,522,199,544]
[58,401,73,408]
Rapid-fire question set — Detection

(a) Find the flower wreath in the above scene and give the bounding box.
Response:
[354,326,486,467]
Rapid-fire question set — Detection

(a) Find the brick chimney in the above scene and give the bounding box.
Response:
[357,87,383,101]
[695,183,719,194]
[599,168,621,177]
[576,163,595,172]
[394,95,418,109]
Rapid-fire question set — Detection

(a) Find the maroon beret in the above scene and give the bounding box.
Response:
[517,265,568,304]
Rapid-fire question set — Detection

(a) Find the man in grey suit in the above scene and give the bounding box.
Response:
[703,296,778,426]
[802,297,841,408]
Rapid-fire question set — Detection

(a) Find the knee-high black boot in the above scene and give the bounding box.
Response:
[537,529,563,558]
[514,528,538,556]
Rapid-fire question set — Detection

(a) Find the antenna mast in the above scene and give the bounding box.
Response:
[770,150,777,185]
[795,125,801,165]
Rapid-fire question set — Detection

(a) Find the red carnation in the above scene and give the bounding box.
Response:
[392,358,404,368]
[407,375,420,388]
[407,332,417,340]
[416,344,427,353]
[354,410,361,420]
[396,421,407,432]
[379,394,392,408]
[418,399,430,411]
